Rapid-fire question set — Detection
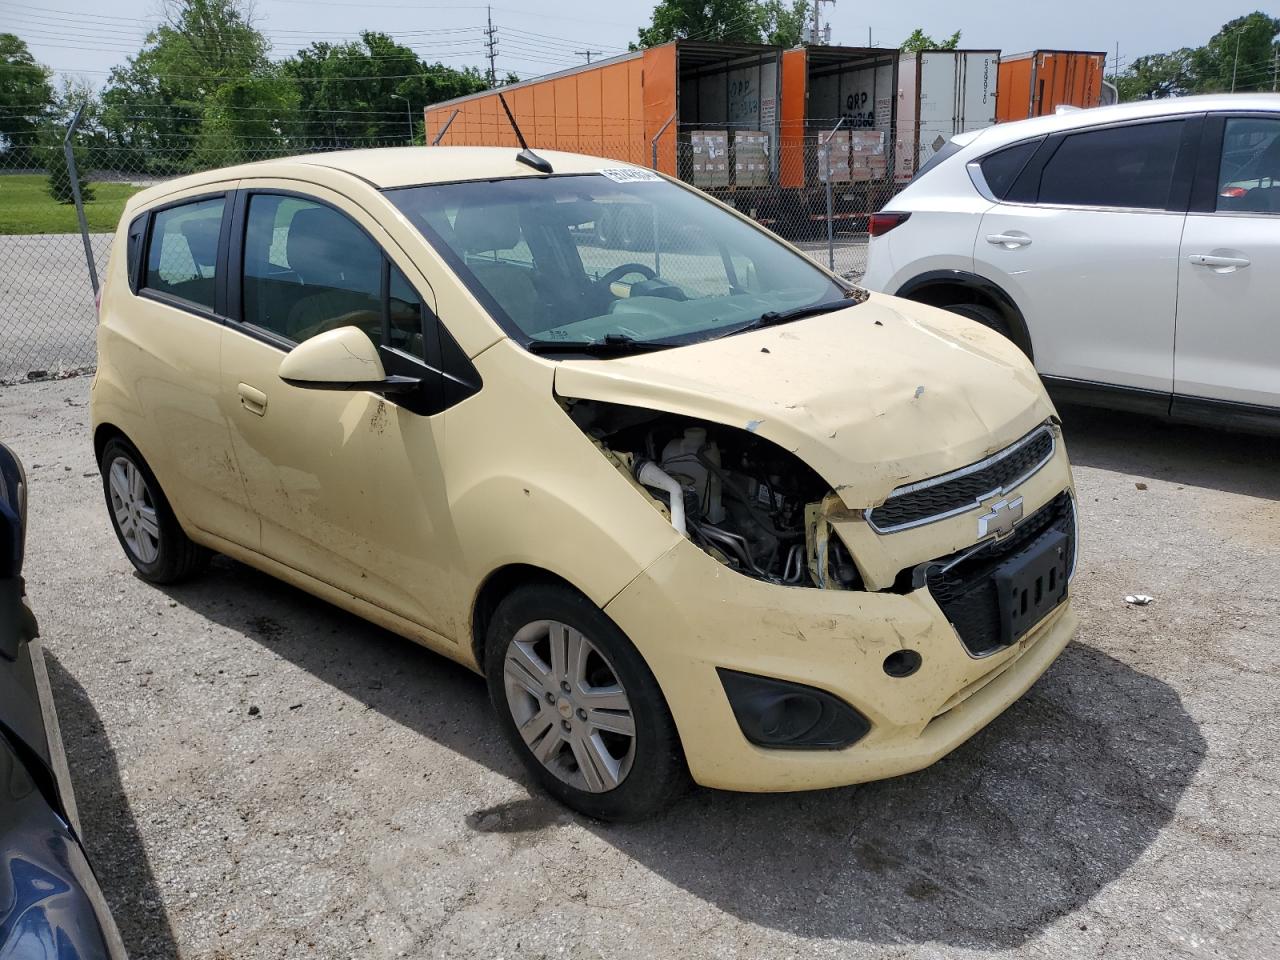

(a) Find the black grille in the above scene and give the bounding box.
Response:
[926,491,1075,657]
[868,427,1055,531]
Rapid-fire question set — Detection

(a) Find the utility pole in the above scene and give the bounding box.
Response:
[575,49,602,64]
[1230,32,1241,92]
[1272,46,1278,91]
[809,0,834,46]
[391,93,412,144]
[484,6,498,86]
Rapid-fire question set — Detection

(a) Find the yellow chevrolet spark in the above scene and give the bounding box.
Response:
[92,147,1079,820]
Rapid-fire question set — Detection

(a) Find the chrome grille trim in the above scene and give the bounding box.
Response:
[865,423,1058,534]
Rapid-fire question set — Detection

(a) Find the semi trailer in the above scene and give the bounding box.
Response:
[996,50,1109,121]
[423,42,1112,229]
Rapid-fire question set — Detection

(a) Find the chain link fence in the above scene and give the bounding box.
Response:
[2,121,897,383]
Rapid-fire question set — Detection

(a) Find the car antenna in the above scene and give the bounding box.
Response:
[497,92,553,174]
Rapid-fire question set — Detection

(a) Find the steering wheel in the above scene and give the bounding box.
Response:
[597,263,657,287]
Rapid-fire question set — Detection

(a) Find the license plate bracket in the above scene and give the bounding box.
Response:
[994,529,1070,647]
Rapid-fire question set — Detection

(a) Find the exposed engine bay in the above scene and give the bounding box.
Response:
[565,399,863,589]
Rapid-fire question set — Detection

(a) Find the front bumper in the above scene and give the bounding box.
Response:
[605,536,1077,793]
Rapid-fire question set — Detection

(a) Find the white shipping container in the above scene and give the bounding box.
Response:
[895,50,999,182]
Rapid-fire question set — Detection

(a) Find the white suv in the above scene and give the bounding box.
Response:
[863,94,1280,433]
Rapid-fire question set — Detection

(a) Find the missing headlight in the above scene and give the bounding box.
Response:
[563,397,862,589]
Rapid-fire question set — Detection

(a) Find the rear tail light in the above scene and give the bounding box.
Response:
[869,212,911,237]
[1220,186,1247,199]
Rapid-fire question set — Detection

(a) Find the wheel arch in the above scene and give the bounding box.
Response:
[469,563,585,672]
[93,422,132,462]
[895,270,1035,362]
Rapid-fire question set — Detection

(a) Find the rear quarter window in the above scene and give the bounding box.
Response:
[977,138,1044,200]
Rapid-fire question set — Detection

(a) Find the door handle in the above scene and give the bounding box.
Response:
[986,233,1032,248]
[237,382,267,416]
[1188,254,1250,271]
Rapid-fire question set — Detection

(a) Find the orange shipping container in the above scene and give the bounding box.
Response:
[424,41,781,183]
[996,50,1108,121]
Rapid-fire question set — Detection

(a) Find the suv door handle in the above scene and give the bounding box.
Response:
[986,233,1032,248]
[237,382,268,416]
[1188,254,1250,271]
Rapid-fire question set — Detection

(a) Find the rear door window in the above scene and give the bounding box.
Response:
[1216,116,1280,214]
[143,197,225,310]
[1036,121,1186,210]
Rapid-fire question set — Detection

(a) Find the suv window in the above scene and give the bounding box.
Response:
[1037,121,1185,209]
[1217,116,1280,214]
[978,139,1042,200]
[242,195,382,345]
[143,197,224,310]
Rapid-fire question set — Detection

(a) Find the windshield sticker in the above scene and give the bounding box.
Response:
[598,167,662,183]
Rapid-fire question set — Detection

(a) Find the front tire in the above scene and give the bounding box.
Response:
[944,302,1015,343]
[100,436,210,584]
[485,584,688,821]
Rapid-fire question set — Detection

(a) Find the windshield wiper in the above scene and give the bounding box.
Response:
[525,333,674,356]
[728,298,856,336]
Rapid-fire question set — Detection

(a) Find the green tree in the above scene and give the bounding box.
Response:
[762,1,810,47]
[36,125,94,204]
[1111,49,1196,101]
[0,33,55,164]
[1189,12,1279,93]
[100,0,295,172]
[284,33,486,146]
[900,28,962,53]
[636,0,776,47]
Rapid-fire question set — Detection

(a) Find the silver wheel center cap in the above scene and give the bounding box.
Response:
[556,697,573,719]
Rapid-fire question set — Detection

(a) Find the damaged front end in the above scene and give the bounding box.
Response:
[563,398,863,591]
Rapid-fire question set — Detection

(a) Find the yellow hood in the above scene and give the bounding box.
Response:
[553,294,1057,508]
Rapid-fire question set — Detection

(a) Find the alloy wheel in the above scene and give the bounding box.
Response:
[502,619,637,793]
[107,455,161,565]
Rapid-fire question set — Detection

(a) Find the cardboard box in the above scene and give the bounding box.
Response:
[817,130,850,183]
[733,131,770,187]
[690,130,729,188]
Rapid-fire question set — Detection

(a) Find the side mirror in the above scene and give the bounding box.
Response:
[278,326,420,394]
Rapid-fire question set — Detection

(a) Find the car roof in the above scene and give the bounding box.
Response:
[964,93,1280,150]
[128,147,640,209]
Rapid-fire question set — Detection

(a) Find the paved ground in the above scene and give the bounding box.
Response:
[3,375,1277,960]
[0,232,110,382]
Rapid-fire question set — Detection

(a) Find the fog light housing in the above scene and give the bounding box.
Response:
[717,669,870,750]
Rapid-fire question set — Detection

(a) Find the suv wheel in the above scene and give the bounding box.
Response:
[100,437,210,584]
[485,584,688,821]
[944,302,1014,343]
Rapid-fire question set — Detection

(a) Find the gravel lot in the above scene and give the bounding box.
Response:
[0,233,109,382]
[3,374,1277,960]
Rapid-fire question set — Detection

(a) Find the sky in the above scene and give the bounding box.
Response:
[1,0,1256,89]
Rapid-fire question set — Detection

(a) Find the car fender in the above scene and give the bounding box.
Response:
[895,269,1035,362]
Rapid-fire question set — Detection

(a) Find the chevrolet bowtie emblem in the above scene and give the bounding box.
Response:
[977,496,1024,539]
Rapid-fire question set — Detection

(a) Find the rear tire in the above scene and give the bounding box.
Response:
[100,436,210,584]
[943,302,1015,343]
[485,583,689,822]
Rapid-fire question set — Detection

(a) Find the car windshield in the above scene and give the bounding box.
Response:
[385,172,851,352]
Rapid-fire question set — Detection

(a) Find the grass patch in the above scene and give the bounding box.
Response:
[0,174,143,235]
